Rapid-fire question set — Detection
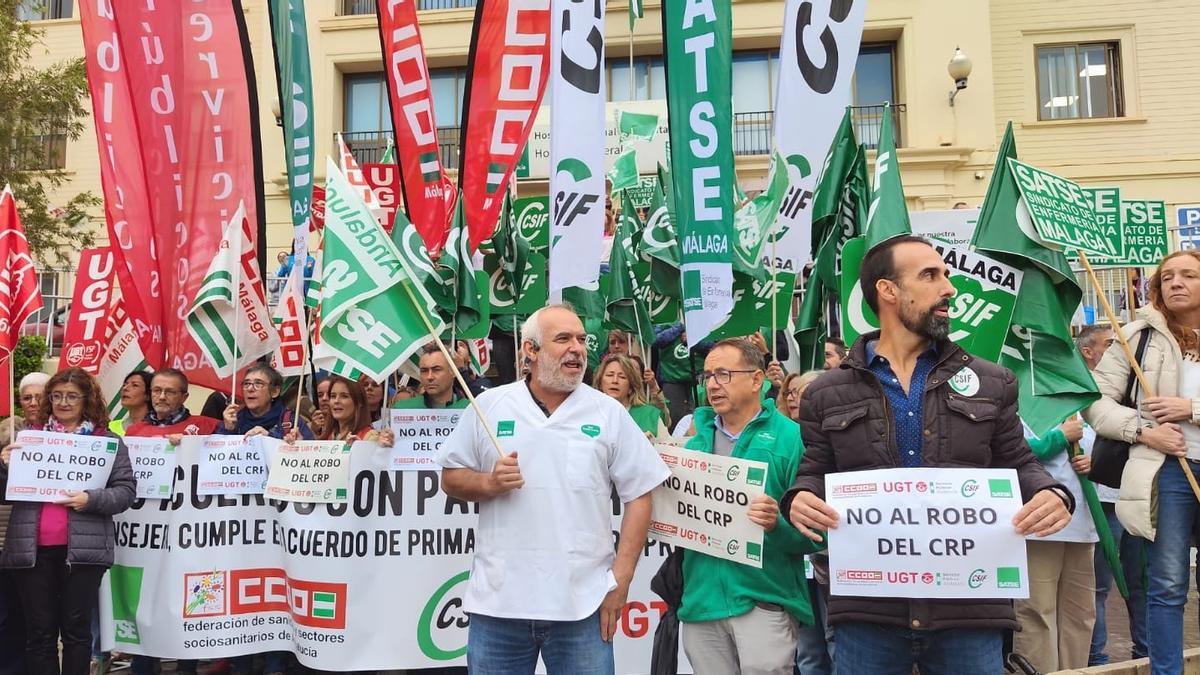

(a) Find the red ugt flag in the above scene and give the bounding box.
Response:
[0,185,43,358]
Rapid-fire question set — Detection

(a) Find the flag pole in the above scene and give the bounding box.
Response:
[8,355,14,444]
[513,315,521,379]
[399,282,506,459]
[770,236,778,363]
[1078,250,1200,502]
[230,230,243,407]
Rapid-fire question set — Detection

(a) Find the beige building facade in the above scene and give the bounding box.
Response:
[22,0,1200,264]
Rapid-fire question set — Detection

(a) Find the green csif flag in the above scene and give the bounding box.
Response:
[608,149,640,192]
[638,164,681,299]
[606,190,653,346]
[970,123,1099,437]
[493,192,530,299]
[813,143,870,294]
[810,109,858,258]
[316,158,444,382]
[864,103,910,250]
[440,191,485,338]
[663,0,736,345]
[731,151,789,283]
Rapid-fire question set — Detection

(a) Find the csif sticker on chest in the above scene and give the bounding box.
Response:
[948,367,981,397]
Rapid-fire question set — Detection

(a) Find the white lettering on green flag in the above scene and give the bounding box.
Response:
[663,0,736,345]
[1007,158,1114,257]
[316,158,444,382]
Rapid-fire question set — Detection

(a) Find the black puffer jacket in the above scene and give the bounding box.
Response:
[781,331,1067,632]
[0,429,136,568]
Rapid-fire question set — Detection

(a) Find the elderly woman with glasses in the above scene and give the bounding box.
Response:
[220,364,313,441]
[0,367,136,675]
[14,372,50,433]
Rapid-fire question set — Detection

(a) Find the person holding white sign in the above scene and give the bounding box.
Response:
[220,364,312,441]
[299,376,393,446]
[679,339,822,675]
[0,367,135,675]
[783,237,1072,675]
[125,368,219,675]
[436,305,669,674]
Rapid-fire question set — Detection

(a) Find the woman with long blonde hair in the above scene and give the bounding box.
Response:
[593,354,667,437]
[1083,250,1200,675]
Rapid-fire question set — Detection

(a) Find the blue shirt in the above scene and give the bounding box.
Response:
[865,340,939,468]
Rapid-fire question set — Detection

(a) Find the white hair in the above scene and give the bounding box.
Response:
[19,371,49,393]
[520,303,577,349]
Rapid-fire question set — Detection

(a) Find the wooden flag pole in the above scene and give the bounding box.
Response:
[400,283,506,459]
[1077,250,1200,502]
[513,315,522,380]
[770,236,779,363]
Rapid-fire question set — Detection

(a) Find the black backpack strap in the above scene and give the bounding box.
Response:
[1121,328,1151,407]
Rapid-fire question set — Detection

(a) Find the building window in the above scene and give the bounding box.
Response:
[850,43,898,148]
[608,57,666,102]
[16,0,71,20]
[342,70,464,167]
[1036,42,1123,121]
[339,0,477,14]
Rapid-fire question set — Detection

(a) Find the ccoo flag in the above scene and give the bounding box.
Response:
[316,158,445,382]
[185,201,280,378]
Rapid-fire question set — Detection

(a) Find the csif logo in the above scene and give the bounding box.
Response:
[418,571,470,661]
[968,568,988,589]
[726,465,742,482]
[961,479,980,498]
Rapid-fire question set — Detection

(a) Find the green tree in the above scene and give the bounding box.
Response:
[10,334,47,402]
[0,1,99,263]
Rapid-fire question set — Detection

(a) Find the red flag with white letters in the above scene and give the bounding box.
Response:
[0,186,43,359]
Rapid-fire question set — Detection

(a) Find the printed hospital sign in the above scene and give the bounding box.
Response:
[826,467,1028,600]
[650,445,767,568]
[5,431,119,502]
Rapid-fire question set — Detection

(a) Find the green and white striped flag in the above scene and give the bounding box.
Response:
[185,200,280,377]
[314,158,445,382]
[629,0,642,29]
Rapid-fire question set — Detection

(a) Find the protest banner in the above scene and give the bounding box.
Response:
[1065,188,1123,266]
[1116,200,1169,267]
[59,247,115,373]
[625,175,660,210]
[266,441,352,503]
[5,431,119,502]
[650,445,767,568]
[483,252,548,315]
[1007,159,1114,258]
[909,209,980,248]
[389,409,463,470]
[195,436,273,496]
[123,436,178,499]
[840,236,1023,362]
[99,438,691,673]
[826,467,1027,599]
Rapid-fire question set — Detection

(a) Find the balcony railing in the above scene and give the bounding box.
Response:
[336,104,904,171]
[734,104,906,156]
[338,128,461,172]
[339,0,476,14]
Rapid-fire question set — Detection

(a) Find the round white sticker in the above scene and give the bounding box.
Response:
[948,367,981,397]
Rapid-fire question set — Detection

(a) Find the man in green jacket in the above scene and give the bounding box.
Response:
[393,343,470,410]
[680,338,824,675]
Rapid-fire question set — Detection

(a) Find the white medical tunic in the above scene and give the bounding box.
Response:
[435,380,670,621]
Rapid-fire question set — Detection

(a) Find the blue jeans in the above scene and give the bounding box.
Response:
[795,578,833,675]
[1146,459,1200,675]
[1089,502,1148,664]
[467,609,613,674]
[833,622,1002,675]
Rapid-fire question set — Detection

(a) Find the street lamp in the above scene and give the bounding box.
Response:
[947,47,972,107]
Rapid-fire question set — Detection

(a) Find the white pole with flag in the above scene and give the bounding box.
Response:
[0,185,44,439]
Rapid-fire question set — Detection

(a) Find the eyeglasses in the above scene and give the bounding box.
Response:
[241,380,270,391]
[784,389,803,399]
[151,387,183,397]
[20,394,40,403]
[49,392,82,404]
[697,369,759,385]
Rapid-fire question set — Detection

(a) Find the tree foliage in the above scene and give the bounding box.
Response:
[0,1,99,264]
[10,334,47,402]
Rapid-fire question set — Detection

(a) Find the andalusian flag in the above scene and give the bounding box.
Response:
[628,0,642,29]
[185,200,280,377]
[864,103,910,250]
[315,158,444,381]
